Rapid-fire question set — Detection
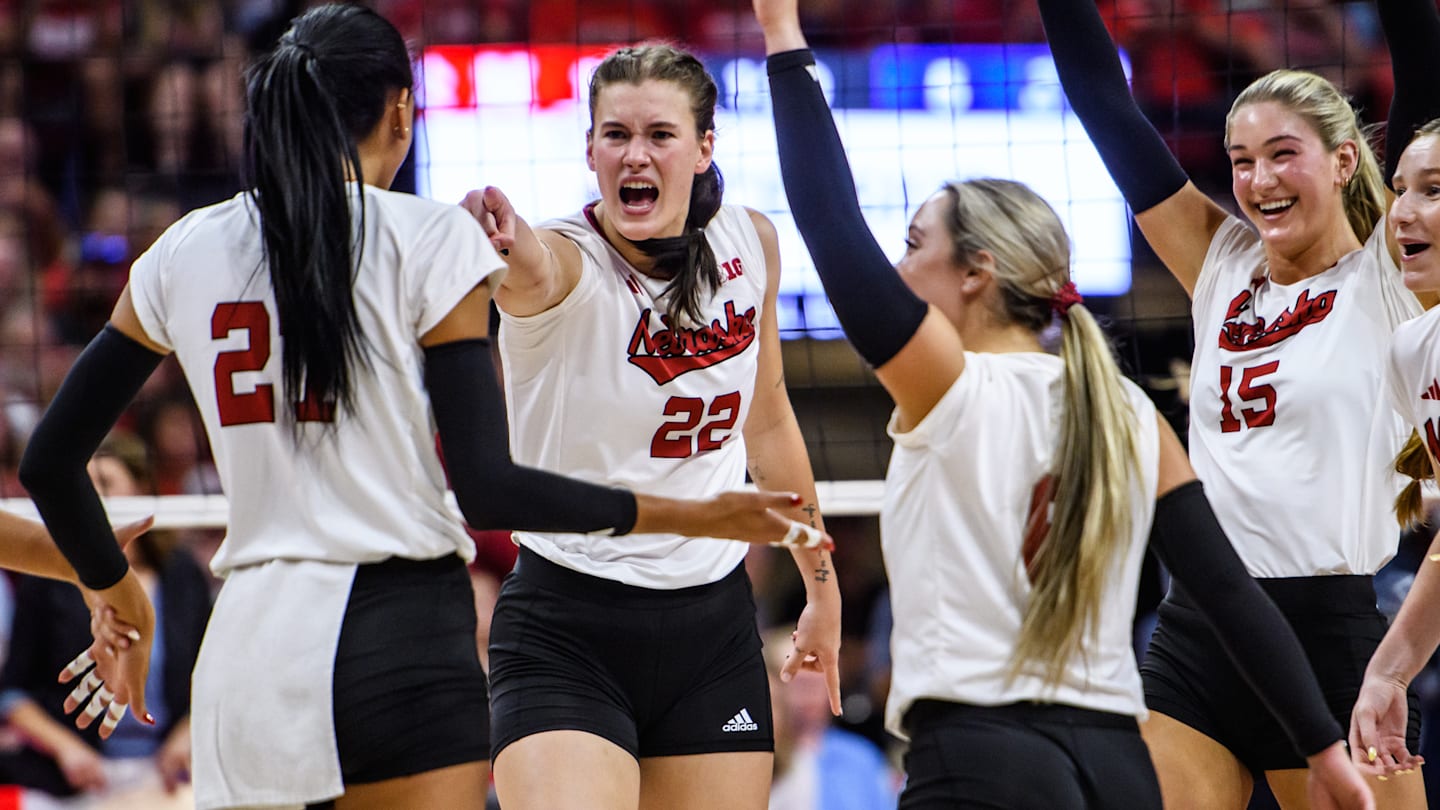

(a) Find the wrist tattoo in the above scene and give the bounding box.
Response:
[814,554,831,584]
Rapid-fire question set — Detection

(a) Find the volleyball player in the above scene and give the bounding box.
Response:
[15,7,827,809]
[461,43,840,810]
[1031,0,1440,804]
[1350,115,1440,777]
[754,0,1374,806]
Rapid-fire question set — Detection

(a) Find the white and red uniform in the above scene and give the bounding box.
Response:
[1385,306,1440,473]
[128,185,504,809]
[500,203,768,589]
[881,352,1161,738]
[1188,216,1419,577]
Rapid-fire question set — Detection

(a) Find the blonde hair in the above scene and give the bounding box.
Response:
[1389,118,1440,528]
[1225,70,1385,244]
[941,179,1140,688]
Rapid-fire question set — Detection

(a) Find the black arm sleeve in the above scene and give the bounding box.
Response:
[424,338,637,535]
[767,49,929,370]
[18,325,164,590]
[1379,0,1440,183]
[1035,0,1190,213]
[1149,481,1342,757]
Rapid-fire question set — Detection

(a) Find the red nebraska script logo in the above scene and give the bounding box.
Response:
[1218,284,1336,351]
[627,300,757,385]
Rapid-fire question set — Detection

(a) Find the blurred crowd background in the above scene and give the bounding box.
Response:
[0,1,1432,808]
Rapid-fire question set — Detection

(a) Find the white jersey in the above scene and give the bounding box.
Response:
[500,204,767,589]
[1189,216,1419,577]
[1385,306,1440,471]
[881,352,1160,739]
[128,185,504,810]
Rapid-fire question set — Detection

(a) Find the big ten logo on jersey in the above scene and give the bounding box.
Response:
[211,301,334,426]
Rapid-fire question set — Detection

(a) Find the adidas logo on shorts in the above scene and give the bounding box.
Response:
[722,708,759,732]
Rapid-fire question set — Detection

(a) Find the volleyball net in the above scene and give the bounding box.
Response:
[0,0,1395,523]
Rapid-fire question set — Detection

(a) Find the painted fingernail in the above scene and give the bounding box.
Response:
[1378,775,1388,782]
[126,630,140,642]
[1369,746,1378,762]
[145,713,155,725]
[789,493,802,505]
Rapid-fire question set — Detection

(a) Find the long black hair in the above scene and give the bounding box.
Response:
[589,44,724,326]
[241,3,412,427]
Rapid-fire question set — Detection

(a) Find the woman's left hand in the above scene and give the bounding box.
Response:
[59,570,156,738]
[783,594,843,715]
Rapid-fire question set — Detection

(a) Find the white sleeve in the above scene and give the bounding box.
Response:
[407,205,507,339]
[126,219,180,352]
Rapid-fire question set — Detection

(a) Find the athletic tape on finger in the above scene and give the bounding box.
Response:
[61,651,95,680]
[66,671,103,707]
[99,702,127,736]
[772,521,824,550]
[81,686,114,721]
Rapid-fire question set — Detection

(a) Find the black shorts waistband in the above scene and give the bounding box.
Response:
[513,545,745,606]
[1171,574,1376,615]
[903,699,1140,737]
[353,553,466,586]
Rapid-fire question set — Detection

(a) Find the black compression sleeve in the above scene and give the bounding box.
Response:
[18,325,164,590]
[1148,481,1343,758]
[767,49,928,370]
[1380,0,1440,183]
[1035,0,1189,213]
[424,338,637,535]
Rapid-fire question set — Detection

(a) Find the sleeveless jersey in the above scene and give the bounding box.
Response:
[500,204,768,589]
[881,352,1161,738]
[1188,216,1419,577]
[1385,306,1440,475]
[128,186,504,575]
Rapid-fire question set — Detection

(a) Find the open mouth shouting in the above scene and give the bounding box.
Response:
[619,181,660,214]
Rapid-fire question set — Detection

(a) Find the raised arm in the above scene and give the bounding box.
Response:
[758,0,965,426]
[460,186,583,317]
[1379,0,1440,185]
[1035,0,1229,294]
[1149,416,1371,808]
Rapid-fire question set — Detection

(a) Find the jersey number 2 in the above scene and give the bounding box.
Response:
[1218,361,1279,433]
[650,392,742,458]
[212,301,334,426]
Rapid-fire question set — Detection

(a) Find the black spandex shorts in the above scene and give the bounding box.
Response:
[488,547,773,761]
[329,555,489,784]
[899,700,1161,810]
[1142,575,1420,772]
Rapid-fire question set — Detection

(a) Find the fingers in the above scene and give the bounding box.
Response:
[93,605,140,652]
[99,701,128,738]
[58,650,95,684]
[768,518,834,552]
[64,670,103,715]
[824,653,842,716]
[112,514,156,550]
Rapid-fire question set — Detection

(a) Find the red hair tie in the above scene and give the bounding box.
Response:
[1050,281,1083,316]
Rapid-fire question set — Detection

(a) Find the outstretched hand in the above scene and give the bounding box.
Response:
[61,570,156,738]
[708,491,833,551]
[460,186,517,256]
